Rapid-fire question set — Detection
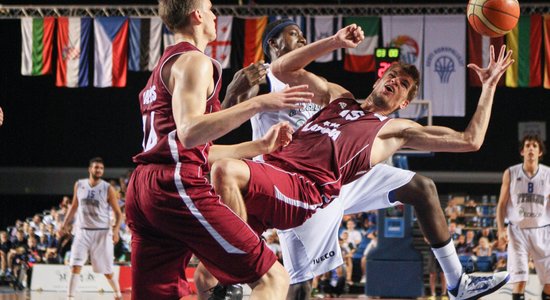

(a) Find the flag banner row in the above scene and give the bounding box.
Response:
[20,15,550,105]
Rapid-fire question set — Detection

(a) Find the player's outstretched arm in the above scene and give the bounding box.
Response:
[222,61,267,109]
[396,45,514,152]
[208,121,293,167]
[170,52,312,148]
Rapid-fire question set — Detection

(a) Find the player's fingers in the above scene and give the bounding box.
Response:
[284,84,309,92]
[490,45,495,62]
[466,63,482,72]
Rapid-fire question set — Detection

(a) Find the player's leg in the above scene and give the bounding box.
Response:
[287,280,312,300]
[67,230,89,298]
[210,158,251,221]
[507,224,530,299]
[526,225,550,300]
[89,230,122,299]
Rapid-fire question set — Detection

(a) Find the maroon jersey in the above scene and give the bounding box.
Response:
[265,98,390,205]
[133,42,222,169]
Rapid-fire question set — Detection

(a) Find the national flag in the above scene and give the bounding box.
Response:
[231,16,268,68]
[382,15,424,118]
[129,17,162,72]
[56,17,91,87]
[343,17,379,73]
[467,24,505,87]
[268,15,307,33]
[162,25,175,49]
[306,15,343,63]
[423,15,466,117]
[21,17,55,76]
[205,16,233,69]
[544,15,550,89]
[506,15,543,88]
[94,17,129,88]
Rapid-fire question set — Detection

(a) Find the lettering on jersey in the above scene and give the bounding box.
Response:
[82,198,100,209]
[516,193,545,206]
[143,85,157,105]
[302,122,341,141]
[339,102,347,109]
[518,207,543,218]
[339,109,365,121]
[288,103,322,117]
[312,250,335,265]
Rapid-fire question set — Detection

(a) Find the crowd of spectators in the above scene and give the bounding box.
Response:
[0,173,132,289]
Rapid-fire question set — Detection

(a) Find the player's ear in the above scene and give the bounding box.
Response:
[399,99,410,109]
[189,9,202,25]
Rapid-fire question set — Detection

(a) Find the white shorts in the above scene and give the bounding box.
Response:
[278,164,415,284]
[507,224,550,284]
[69,228,114,274]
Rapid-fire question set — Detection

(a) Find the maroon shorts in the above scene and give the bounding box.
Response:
[244,160,325,234]
[125,164,277,300]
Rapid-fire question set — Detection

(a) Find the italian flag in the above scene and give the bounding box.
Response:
[344,17,379,73]
[21,17,55,76]
[505,15,542,88]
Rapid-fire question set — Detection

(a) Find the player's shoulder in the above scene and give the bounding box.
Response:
[172,51,213,75]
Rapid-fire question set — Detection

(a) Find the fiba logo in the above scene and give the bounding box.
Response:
[143,85,157,105]
[434,56,455,83]
[389,35,419,65]
[426,47,465,84]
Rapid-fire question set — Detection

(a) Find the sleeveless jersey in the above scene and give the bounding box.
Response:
[250,69,322,141]
[506,163,550,229]
[133,42,222,169]
[75,179,111,229]
[265,98,390,204]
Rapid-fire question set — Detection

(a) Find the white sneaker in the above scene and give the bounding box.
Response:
[448,271,510,300]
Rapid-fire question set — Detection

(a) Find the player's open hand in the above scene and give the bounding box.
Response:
[467,44,514,87]
[334,24,364,49]
[256,84,313,111]
[227,61,269,96]
[260,121,294,153]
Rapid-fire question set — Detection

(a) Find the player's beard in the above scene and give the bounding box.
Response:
[91,173,102,180]
[371,92,392,112]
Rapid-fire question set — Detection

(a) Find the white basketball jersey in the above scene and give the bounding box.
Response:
[250,68,322,142]
[506,163,550,229]
[75,179,112,229]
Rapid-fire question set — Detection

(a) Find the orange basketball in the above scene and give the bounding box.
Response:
[467,0,520,37]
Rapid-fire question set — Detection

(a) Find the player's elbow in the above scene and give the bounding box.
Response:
[177,125,202,149]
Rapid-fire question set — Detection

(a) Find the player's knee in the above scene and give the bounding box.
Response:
[257,262,289,291]
[211,159,248,191]
[410,175,437,204]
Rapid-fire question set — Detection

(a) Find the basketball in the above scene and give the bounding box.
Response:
[467,0,520,37]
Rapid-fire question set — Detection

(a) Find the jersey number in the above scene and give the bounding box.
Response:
[527,182,534,193]
[142,111,158,152]
[340,109,365,121]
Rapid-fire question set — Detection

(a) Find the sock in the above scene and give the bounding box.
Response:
[542,291,550,300]
[68,273,79,297]
[512,293,525,300]
[106,276,122,297]
[431,239,462,293]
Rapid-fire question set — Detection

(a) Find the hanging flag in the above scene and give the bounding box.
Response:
[205,16,233,69]
[306,15,343,63]
[56,17,91,87]
[506,15,542,88]
[162,25,175,49]
[382,15,424,118]
[343,17,379,73]
[129,17,162,72]
[544,15,550,89]
[268,15,307,33]
[231,16,268,68]
[94,17,129,88]
[467,24,505,87]
[21,17,55,76]
[423,15,466,117]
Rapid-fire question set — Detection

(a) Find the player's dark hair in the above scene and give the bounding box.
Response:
[520,135,546,160]
[262,19,297,62]
[159,0,202,33]
[89,157,104,166]
[386,62,420,101]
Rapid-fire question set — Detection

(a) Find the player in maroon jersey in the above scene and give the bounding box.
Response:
[200,24,514,300]
[124,1,313,299]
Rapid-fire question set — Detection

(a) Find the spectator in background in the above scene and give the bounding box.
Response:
[340,220,362,250]
[475,227,496,244]
[29,214,42,231]
[360,230,377,284]
[473,237,492,257]
[449,221,461,245]
[464,230,476,250]
[0,231,12,277]
[445,198,461,221]
[455,234,473,256]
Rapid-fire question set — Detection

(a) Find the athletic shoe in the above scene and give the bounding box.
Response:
[208,283,243,300]
[448,271,510,300]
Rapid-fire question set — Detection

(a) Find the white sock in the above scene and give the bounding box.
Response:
[68,273,79,297]
[431,240,463,290]
[106,276,121,297]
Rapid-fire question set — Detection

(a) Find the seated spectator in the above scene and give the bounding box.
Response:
[475,227,496,243]
[42,206,58,226]
[26,226,39,242]
[464,230,476,250]
[340,219,362,250]
[0,231,12,277]
[448,221,461,244]
[9,220,24,242]
[473,236,492,257]
[36,234,49,259]
[455,234,473,256]
[29,214,42,231]
[445,198,461,221]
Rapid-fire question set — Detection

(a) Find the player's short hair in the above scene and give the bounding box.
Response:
[520,135,546,160]
[89,157,104,167]
[159,0,203,33]
[262,18,298,62]
[385,62,420,101]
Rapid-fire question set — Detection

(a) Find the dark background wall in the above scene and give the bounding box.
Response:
[0,1,549,228]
